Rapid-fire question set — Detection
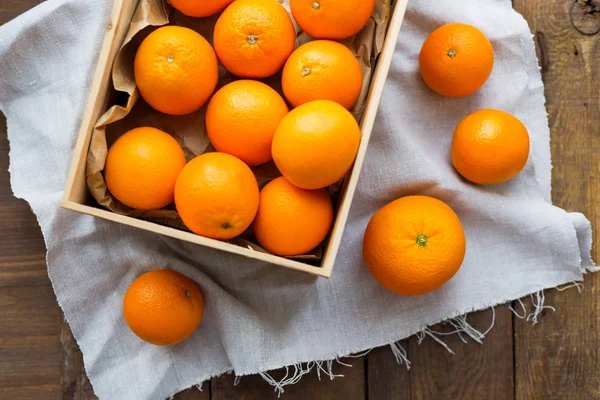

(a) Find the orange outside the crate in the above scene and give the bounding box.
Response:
[123,269,204,346]
[363,196,467,297]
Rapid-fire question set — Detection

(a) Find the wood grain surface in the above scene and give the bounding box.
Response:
[0,0,598,399]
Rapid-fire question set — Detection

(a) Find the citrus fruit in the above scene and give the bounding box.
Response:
[104,127,186,210]
[272,100,361,190]
[419,23,494,97]
[451,109,530,185]
[213,0,296,78]
[282,40,363,109]
[252,177,333,256]
[174,153,260,240]
[363,196,467,297]
[134,26,219,115]
[290,0,375,40]
[206,80,289,166]
[123,269,204,346]
[169,0,234,17]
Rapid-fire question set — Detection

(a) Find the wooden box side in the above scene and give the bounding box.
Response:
[61,0,409,279]
[320,0,409,276]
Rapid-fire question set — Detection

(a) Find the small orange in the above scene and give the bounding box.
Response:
[451,109,530,185]
[272,100,361,190]
[134,26,219,115]
[105,127,186,210]
[363,196,466,297]
[175,153,260,240]
[282,40,363,109]
[169,0,234,17]
[419,23,494,97]
[213,0,296,78]
[290,0,375,40]
[252,177,333,256]
[206,80,289,166]
[123,269,204,346]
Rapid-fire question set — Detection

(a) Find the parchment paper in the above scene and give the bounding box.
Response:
[85,0,392,257]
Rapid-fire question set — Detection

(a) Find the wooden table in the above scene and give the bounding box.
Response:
[1,1,599,399]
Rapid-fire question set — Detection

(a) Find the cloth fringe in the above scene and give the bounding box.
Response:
[238,283,582,396]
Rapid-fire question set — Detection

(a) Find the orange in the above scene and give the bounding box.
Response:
[206,80,289,166]
[105,127,186,210]
[290,0,375,40]
[451,109,530,185]
[363,196,466,297]
[123,269,204,346]
[419,23,494,97]
[134,26,219,115]
[282,40,363,109]
[272,100,361,190]
[252,177,333,256]
[175,153,260,240]
[169,0,234,17]
[213,0,296,78]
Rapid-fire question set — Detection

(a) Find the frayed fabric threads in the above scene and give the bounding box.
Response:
[239,284,583,396]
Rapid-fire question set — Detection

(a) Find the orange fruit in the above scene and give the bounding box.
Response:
[123,269,204,346]
[419,23,494,97]
[213,0,296,78]
[282,40,362,109]
[105,127,186,210]
[174,153,260,240]
[451,109,530,185]
[363,196,466,297]
[252,177,333,256]
[134,26,219,115]
[169,0,234,17]
[272,100,361,190]
[206,80,289,166]
[290,0,375,40]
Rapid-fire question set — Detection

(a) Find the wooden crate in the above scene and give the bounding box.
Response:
[61,0,409,278]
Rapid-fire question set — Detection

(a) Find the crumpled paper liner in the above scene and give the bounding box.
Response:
[85,0,392,259]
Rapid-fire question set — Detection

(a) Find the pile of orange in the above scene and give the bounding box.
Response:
[107,1,531,347]
[107,0,379,345]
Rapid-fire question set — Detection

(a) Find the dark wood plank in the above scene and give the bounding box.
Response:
[405,307,513,400]
[0,115,49,288]
[212,357,365,400]
[512,0,600,399]
[367,343,411,400]
[173,382,210,400]
[0,0,45,25]
[0,285,61,400]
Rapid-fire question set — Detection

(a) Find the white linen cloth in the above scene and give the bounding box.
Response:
[1,0,595,399]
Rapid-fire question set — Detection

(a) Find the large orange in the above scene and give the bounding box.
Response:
[175,153,260,240]
[282,40,363,109]
[105,127,186,210]
[363,196,466,297]
[272,100,361,190]
[134,26,219,115]
[123,269,204,346]
[419,23,494,97]
[169,0,234,17]
[213,0,296,78]
[290,0,375,40]
[206,80,289,166]
[252,177,333,256]
[451,109,530,185]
